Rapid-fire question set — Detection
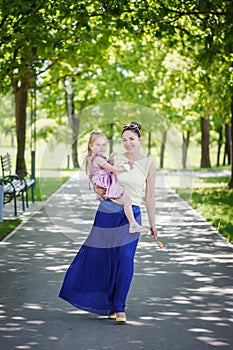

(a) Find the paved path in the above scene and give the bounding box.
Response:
[0,171,233,350]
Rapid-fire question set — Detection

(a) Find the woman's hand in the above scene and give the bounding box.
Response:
[150,224,158,240]
[95,186,106,198]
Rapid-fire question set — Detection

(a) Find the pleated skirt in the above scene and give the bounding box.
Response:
[59,199,140,315]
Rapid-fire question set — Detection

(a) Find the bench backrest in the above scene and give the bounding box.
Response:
[1,153,12,177]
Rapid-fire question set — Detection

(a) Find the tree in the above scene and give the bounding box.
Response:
[142,0,233,183]
[0,1,88,173]
[0,0,138,174]
[1,0,233,183]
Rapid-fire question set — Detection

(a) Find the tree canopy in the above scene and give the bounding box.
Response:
[0,0,233,184]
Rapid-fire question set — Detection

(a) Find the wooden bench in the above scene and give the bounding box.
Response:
[0,153,35,216]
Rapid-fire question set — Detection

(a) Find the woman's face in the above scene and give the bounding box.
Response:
[122,130,142,153]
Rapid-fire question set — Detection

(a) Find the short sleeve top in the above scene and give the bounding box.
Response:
[113,153,153,206]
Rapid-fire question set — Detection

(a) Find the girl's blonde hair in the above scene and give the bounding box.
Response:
[85,130,106,174]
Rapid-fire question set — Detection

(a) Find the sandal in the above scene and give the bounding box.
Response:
[116,312,127,324]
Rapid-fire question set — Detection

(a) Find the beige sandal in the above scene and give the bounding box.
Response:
[116,313,127,324]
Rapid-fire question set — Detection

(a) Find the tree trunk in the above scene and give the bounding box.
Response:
[109,123,114,155]
[228,96,233,188]
[147,131,151,156]
[200,116,211,168]
[65,86,82,169]
[223,124,231,166]
[71,91,80,168]
[217,126,223,167]
[182,130,190,169]
[160,131,167,169]
[12,76,30,176]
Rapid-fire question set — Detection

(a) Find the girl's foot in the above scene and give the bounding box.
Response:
[129,221,147,234]
[116,312,127,324]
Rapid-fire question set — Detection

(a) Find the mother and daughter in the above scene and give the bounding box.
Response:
[59,121,158,323]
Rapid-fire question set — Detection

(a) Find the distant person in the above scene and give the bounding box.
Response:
[59,122,158,324]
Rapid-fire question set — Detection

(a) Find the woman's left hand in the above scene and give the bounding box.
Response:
[150,224,158,240]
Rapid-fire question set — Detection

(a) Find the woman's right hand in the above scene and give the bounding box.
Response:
[150,224,158,240]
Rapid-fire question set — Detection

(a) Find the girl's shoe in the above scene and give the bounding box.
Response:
[108,313,116,319]
[129,221,147,234]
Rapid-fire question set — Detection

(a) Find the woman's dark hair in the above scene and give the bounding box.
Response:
[121,122,142,137]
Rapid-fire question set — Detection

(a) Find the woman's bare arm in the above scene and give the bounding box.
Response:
[145,161,158,239]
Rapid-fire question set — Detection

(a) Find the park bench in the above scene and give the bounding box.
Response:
[0,153,35,216]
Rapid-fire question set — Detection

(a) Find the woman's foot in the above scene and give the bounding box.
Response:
[129,221,147,234]
[108,312,116,319]
[116,312,127,324]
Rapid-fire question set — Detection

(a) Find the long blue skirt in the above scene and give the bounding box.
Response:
[59,200,140,315]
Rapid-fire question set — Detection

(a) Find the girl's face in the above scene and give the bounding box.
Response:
[90,135,107,156]
[122,130,142,153]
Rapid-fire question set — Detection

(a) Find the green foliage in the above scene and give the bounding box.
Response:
[0,93,15,145]
[0,0,233,177]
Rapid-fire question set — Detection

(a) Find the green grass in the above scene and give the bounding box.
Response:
[199,176,229,184]
[0,219,21,241]
[28,176,70,201]
[177,177,233,244]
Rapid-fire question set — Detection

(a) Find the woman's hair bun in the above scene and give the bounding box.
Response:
[130,121,141,130]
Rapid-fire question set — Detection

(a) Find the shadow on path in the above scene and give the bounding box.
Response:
[0,172,232,350]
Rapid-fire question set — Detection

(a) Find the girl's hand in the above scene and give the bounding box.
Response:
[122,163,131,172]
[128,160,134,169]
[150,224,158,240]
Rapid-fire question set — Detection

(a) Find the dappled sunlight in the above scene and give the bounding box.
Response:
[134,188,233,348]
[0,175,232,349]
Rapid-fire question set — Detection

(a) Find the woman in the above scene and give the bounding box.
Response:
[59,121,158,323]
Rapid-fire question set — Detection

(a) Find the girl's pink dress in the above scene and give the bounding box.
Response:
[88,154,124,200]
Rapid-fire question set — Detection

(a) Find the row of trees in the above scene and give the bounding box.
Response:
[0,1,233,186]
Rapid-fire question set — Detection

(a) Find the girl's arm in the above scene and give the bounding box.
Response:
[145,161,158,239]
[93,155,128,173]
[108,152,115,165]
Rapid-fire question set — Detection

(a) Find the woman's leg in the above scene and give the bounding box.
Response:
[113,240,138,314]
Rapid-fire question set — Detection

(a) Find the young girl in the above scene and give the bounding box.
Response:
[86,130,147,234]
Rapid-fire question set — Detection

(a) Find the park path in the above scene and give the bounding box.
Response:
[0,171,233,350]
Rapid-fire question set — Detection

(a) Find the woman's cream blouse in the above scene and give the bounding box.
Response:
[113,153,153,206]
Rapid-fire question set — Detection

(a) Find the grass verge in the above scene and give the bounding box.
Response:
[178,176,233,244]
[28,175,70,201]
[0,219,21,241]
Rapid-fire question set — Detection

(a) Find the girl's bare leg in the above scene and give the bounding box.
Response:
[116,194,147,234]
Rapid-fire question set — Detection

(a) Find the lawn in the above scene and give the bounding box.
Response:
[28,175,70,201]
[0,219,21,241]
[178,176,233,244]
